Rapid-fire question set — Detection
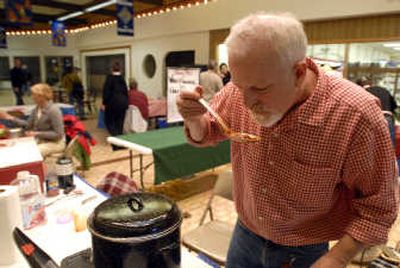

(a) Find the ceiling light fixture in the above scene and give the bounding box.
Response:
[57,0,116,22]
[58,11,84,21]
[85,0,117,12]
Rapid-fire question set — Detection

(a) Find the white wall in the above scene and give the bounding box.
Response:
[76,27,209,98]
[0,34,78,88]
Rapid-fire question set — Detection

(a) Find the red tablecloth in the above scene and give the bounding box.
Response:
[0,161,45,190]
[0,137,45,191]
[149,98,167,118]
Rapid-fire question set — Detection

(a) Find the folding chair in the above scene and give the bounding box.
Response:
[182,169,234,266]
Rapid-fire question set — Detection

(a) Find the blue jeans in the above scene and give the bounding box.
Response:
[226,221,328,268]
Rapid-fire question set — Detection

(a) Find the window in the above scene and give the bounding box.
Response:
[348,42,400,98]
[0,57,10,81]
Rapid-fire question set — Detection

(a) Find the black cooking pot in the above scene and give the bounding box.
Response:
[88,193,182,268]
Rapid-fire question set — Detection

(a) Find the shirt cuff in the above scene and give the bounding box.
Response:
[184,119,215,147]
[345,217,392,245]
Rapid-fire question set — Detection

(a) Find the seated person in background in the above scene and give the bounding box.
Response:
[128,78,149,120]
[0,83,65,157]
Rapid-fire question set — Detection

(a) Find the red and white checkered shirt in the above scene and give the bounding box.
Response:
[186,58,399,246]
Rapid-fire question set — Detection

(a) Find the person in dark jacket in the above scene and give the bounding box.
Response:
[10,58,25,105]
[102,62,128,149]
[356,76,398,147]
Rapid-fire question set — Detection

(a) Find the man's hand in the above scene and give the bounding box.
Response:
[176,86,206,121]
[311,255,346,268]
[312,234,364,268]
[25,131,38,137]
[0,111,14,121]
[176,86,209,142]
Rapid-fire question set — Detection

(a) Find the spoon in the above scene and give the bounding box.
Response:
[198,98,261,143]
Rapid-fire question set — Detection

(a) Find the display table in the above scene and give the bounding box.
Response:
[0,137,45,189]
[107,126,231,187]
[0,175,211,268]
[2,103,75,117]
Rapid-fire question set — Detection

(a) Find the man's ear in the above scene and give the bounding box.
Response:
[293,60,307,87]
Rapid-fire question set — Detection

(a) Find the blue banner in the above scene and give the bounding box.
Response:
[51,21,66,47]
[117,0,134,36]
[0,28,7,49]
[5,0,32,25]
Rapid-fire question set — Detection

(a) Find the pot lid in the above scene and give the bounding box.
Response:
[89,193,181,239]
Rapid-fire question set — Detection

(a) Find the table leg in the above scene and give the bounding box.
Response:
[139,154,144,189]
[129,150,133,178]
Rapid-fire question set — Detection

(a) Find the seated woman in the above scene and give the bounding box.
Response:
[0,83,65,157]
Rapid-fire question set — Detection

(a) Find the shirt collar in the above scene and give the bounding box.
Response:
[39,101,52,114]
[296,58,329,127]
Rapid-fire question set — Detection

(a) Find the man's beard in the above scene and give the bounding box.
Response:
[250,104,284,127]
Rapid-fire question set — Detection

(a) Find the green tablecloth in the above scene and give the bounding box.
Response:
[117,127,231,184]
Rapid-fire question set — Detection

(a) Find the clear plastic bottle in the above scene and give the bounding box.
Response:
[11,171,46,229]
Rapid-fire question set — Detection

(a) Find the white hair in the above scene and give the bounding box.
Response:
[225,12,308,69]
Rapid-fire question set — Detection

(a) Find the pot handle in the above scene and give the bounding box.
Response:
[127,197,144,212]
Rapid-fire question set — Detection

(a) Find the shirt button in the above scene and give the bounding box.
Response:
[272,132,279,138]
[258,216,263,221]
[268,161,274,166]
[262,188,267,194]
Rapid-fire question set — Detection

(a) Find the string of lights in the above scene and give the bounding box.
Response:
[5,0,215,36]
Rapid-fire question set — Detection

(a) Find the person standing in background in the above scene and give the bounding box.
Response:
[21,63,32,96]
[219,63,232,85]
[199,60,223,102]
[62,66,85,119]
[128,78,149,120]
[10,58,25,105]
[102,62,129,150]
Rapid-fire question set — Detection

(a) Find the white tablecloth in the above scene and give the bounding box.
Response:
[0,175,211,268]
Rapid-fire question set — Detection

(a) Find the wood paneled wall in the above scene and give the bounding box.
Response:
[209,13,400,60]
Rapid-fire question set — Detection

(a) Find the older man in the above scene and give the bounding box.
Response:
[177,13,398,268]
